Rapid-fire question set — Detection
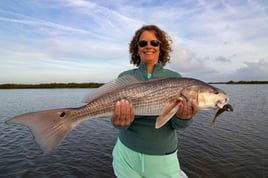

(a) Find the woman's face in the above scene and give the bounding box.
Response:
[138,30,160,65]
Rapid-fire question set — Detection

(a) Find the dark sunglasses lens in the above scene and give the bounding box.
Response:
[138,40,160,47]
[138,41,147,47]
[151,40,160,47]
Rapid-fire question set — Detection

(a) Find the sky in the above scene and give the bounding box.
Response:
[0,0,267,84]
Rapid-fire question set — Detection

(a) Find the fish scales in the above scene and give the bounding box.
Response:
[84,78,181,118]
[69,79,178,121]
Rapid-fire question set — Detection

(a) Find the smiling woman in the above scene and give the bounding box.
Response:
[129,25,172,68]
[137,31,161,73]
[111,24,199,178]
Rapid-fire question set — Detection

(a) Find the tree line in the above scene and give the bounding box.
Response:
[209,80,268,84]
[0,82,104,89]
[0,80,267,89]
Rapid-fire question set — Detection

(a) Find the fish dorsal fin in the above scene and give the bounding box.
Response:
[82,75,142,103]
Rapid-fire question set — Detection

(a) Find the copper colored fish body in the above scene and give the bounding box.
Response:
[6,75,233,153]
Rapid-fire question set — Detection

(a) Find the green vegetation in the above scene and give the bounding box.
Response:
[0,82,104,89]
[0,80,267,89]
[209,80,268,84]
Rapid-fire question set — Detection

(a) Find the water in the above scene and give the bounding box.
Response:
[0,85,267,178]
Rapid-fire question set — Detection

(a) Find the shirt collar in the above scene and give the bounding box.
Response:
[138,61,163,74]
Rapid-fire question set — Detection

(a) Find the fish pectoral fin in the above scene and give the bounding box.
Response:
[6,108,79,154]
[155,100,181,129]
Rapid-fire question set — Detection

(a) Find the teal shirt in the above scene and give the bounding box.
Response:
[113,62,193,155]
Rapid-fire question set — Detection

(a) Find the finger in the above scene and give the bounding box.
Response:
[113,101,121,125]
[115,101,121,116]
[181,99,188,113]
[125,100,130,121]
[120,99,127,120]
[182,99,197,119]
[126,101,135,123]
[129,102,135,122]
[191,99,199,115]
[121,100,129,126]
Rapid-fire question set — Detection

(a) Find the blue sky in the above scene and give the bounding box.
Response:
[0,0,267,84]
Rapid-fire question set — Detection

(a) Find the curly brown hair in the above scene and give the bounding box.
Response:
[129,25,173,66]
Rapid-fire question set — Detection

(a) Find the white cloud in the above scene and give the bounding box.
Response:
[169,42,208,72]
[0,0,267,83]
[227,58,268,81]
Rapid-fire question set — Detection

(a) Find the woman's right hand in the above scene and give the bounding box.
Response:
[112,99,135,126]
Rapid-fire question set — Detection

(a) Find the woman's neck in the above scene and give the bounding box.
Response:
[146,63,155,74]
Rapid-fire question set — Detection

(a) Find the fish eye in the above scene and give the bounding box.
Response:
[60,112,66,117]
[214,90,219,94]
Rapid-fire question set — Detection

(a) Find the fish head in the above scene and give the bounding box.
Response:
[181,84,229,110]
[179,80,233,127]
[197,86,229,110]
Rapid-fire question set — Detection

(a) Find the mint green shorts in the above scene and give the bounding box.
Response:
[112,139,181,178]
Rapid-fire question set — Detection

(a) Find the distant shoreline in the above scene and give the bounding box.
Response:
[0,83,104,89]
[0,80,267,89]
[209,80,268,84]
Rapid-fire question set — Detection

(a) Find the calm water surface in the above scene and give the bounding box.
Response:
[0,85,267,178]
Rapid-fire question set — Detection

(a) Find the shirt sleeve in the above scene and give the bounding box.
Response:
[170,116,193,129]
[111,118,131,130]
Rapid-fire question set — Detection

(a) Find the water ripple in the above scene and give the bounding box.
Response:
[1,86,267,178]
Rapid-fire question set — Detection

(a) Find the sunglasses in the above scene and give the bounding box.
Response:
[137,40,161,47]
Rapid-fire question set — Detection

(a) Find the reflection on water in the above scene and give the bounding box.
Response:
[0,86,267,178]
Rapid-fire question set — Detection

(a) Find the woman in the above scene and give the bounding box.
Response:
[112,25,198,178]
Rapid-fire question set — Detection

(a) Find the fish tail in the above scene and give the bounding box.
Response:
[210,116,217,127]
[5,108,79,154]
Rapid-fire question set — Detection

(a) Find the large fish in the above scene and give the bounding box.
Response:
[6,75,233,153]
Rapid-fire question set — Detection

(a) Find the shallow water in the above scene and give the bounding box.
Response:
[0,85,267,178]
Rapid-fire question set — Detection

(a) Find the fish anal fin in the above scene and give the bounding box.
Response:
[155,100,182,129]
[6,108,78,154]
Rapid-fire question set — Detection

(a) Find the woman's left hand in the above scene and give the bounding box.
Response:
[176,99,199,120]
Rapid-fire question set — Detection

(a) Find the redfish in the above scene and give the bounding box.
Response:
[6,75,233,153]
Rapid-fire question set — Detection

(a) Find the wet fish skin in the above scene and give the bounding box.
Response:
[6,75,233,153]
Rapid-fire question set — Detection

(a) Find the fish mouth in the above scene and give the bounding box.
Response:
[216,98,229,109]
